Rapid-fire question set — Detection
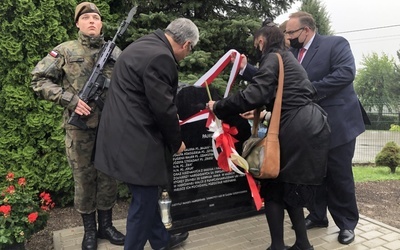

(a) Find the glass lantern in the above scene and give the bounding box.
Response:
[158,189,172,229]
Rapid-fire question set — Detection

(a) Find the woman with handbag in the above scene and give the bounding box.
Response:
[207,21,331,250]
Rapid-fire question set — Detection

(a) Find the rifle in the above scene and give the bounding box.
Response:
[68,6,138,129]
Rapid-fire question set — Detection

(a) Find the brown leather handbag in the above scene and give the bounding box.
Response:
[241,53,284,179]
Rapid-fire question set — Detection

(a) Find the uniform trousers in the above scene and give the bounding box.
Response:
[125,184,170,250]
[65,129,118,213]
[306,139,359,230]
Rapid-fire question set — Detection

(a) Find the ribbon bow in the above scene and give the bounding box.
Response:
[208,120,249,175]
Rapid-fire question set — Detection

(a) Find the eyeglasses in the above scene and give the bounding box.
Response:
[189,43,194,51]
[285,27,305,36]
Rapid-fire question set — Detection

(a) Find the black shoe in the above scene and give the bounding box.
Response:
[97,209,125,245]
[159,232,189,250]
[82,231,97,250]
[288,244,314,250]
[338,229,355,244]
[304,218,328,229]
[81,212,98,250]
[97,225,125,245]
[266,246,289,250]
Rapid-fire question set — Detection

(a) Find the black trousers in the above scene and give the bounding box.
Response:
[306,139,359,230]
[124,184,170,250]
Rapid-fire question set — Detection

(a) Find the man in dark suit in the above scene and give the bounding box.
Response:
[284,11,366,245]
[94,18,199,250]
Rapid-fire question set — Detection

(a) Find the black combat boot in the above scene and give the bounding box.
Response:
[81,212,98,250]
[97,209,125,245]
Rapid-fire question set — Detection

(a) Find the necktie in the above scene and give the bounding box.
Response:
[298,48,306,62]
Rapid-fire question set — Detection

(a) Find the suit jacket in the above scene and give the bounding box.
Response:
[94,29,182,186]
[295,34,365,148]
[244,34,366,148]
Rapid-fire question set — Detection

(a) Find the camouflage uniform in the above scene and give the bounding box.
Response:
[31,31,122,214]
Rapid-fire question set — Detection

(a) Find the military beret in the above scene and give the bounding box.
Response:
[74,2,101,23]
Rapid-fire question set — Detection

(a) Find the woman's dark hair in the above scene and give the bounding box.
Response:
[254,19,285,52]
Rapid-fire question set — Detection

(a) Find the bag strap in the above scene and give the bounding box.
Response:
[251,53,284,136]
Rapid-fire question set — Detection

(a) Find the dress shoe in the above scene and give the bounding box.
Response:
[266,246,289,250]
[159,232,189,250]
[338,229,355,244]
[288,244,314,250]
[304,218,328,229]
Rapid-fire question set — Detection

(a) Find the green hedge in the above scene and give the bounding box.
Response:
[366,113,400,130]
[0,0,77,206]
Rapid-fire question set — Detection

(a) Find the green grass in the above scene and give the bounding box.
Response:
[353,166,400,182]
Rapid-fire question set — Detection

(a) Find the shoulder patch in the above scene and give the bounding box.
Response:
[49,50,59,58]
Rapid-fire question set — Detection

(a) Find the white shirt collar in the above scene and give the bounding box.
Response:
[303,33,316,50]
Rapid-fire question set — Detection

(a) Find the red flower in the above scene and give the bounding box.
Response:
[40,192,52,204]
[0,173,54,243]
[0,205,12,216]
[18,177,26,186]
[6,185,15,194]
[27,212,38,223]
[40,192,51,201]
[6,172,14,181]
[40,192,55,210]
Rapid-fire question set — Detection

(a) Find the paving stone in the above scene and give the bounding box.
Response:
[54,212,400,250]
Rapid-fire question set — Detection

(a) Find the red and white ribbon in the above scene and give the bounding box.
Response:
[179,109,209,126]
[180,49,263,211]
[179,49,241,126]
[193,49,242,98]
[208,119,248,175]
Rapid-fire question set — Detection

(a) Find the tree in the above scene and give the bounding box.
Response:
[134,0,296,20]
[0,0,296,206]
[392,49,400,110]
[127,0,297,86]
[354,52,399,120]
[300,0,333,35]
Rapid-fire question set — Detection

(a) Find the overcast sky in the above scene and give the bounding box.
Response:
[275,0,400,69]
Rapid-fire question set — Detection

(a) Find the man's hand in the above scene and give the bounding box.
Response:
[74,99,91,116]
[176,142,186,154]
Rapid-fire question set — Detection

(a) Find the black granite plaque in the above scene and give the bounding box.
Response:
[167,84,262,233]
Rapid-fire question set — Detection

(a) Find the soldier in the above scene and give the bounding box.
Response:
[31,2,124,250]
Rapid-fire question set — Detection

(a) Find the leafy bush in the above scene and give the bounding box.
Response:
[375,141,400,174]
[0,0,77,208]
[0,172,54,246]
[390,124,400,131]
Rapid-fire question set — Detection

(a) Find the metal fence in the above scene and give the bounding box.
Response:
[353,130,400,164]
[352,108,400,164]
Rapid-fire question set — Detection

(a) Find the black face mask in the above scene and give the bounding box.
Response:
[289,37,304,49]
[254,45,263,62]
